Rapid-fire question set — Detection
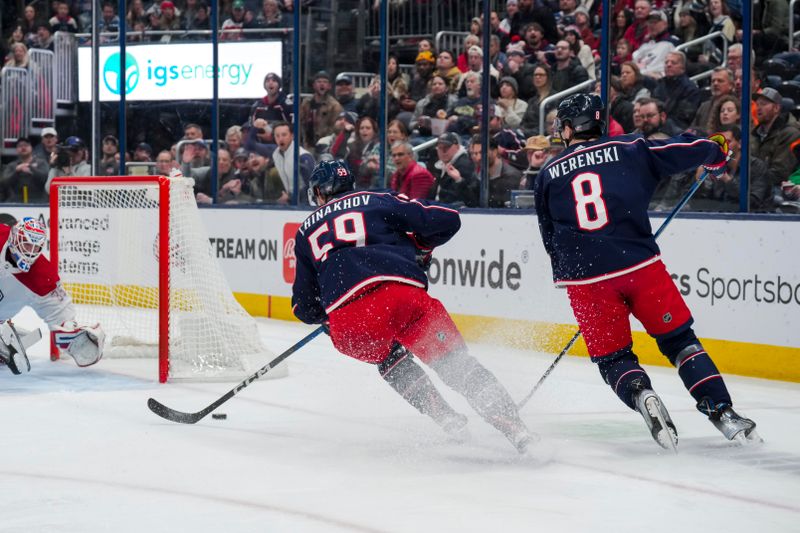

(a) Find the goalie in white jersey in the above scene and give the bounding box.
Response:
[0,217,104,375]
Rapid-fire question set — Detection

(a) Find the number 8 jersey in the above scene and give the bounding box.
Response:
[533,133,726,286]
[291,191,461,324]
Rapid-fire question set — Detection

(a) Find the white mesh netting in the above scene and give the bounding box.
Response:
[53,177,284,381]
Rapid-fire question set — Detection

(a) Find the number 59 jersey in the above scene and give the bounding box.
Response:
[291,191,461,324]
[533,133,726,286]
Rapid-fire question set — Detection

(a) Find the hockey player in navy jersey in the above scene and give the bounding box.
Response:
[292,159,533,453]
[533,94,759,450]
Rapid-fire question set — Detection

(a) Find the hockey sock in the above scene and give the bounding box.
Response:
[671,343,732,408]
[594,347,652,410]
[429,350,527,437]
[378,343,461,424]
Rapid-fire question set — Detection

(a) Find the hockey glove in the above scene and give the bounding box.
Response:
[52,321,105,367]
[703,133,732,179]
[406,232,433,272]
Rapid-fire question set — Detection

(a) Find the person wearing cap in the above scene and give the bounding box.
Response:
[99,135,119,176]
[458,45,500,97]
[468,134,522,208]
[631,9,678,78]
[315,110,357,156]
[220,0,247,41]
[158,0,184,40]
[751,87,800,186]
[520,135,549,189]
[334,73,358,114]
[456,34,480,74]
[45,137,90,193]
[496,76,527,129]
[251,72,291,123]
[33,127,58,162]
[299,70,343,151]
[432,132,478,207]
[0,137,49,202]
[651,51,701,130]
[409,50,436,103]
[133,142,154,162]
[255,0,288,28]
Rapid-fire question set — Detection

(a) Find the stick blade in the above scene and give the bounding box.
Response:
[147,397,204,424]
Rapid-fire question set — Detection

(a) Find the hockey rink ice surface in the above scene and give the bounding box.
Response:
[2,308,799,533]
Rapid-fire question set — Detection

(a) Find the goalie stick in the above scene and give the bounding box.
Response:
[148,326,325,424]
[518,171,711,410]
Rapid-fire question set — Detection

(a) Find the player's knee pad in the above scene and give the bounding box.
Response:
[593,345,651,410]
[655,326,700,366]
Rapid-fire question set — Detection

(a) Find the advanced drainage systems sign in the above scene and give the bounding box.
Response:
[77,41,282,102]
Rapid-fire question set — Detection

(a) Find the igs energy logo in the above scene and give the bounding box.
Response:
[103,52,139,95]
[282,223,300,283]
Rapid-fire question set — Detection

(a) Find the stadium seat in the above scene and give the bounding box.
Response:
[765,75,783,90]
[778,82,800,111]
[763,58,795,81]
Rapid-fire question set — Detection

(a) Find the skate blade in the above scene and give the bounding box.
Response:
[732,428,764,446]
[645,396,678,454]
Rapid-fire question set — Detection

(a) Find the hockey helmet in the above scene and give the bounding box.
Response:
[554,93,606,138]
[308,159,355,205]
[9,217,46,272]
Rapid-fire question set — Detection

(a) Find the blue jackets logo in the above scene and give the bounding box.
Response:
[103,52,139,95]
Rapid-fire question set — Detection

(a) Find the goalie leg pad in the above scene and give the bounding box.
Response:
[0,321,31,375]
[53,323,105,367]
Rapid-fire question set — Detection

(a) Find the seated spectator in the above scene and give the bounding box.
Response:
[48,1,79,33]
[751,88,800,188]
[19,5,42,47]
[387,54,410,103]
[623,0,651,51]
[221,0,247,41]
[330,116,380,190]
[554,0,579,27]
[225,125,243,155]
[334,73,358,113]
[357,74,401,123]
[188,2,210,34]
[651,51,700,130]
[242,118,277,158]
[551,39,589,93]
[503,46,537,100]
[155,150,176,176]
[4,42,29,69]
[385,119,410,176]
[446,71,482,135]
[707,0,735,43]
[250,72,291,124]
[488,104,527,170]
[181,138,211,168]
[468,135,521,208]
[157,1,184,42]
[231,147,249,173]
[388,141,435,200]
[245,152,288,204]
[409,51,436,103]
[508,0,558,44]
[496,76,528,129]
[456,34,480,73]
[432,132,479,207]
[784,141,800,203]
[691,67,735,133]
[31,23,54,51]
[499,0,518,43]
[563,26,595,80]
[255,0,288,28]
[45,136,91,192]
[299,70,342,150]
[192,149,236,204]
[0,137,48,202]
[98,2,120,43]
[99,135,119,175]
[520,134,549,190]
[271,121,315,203]
[183,123,203,140]
[520,22,553,63]
[435,50,461,94]
[609,76,635,132]
[410,75,456,136]
[316,110,356,156]
[611,8,634,51]
[612,38,633,75]
[3,26,25,63]
[488,34,507,74]
[637,97,681,139]
[632,9,677,78]
[618,61,651,105]
[33,127,58,162]
[133,142,154,163]
[520,63,555,137]
[674,5,700,45]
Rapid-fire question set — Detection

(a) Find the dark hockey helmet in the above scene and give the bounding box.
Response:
[555,93,606,137]
[308,159,355,205]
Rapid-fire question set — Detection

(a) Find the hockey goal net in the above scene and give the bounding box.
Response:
[49,175,285,383]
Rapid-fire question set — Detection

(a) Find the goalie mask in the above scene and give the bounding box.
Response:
[9,217,46,272]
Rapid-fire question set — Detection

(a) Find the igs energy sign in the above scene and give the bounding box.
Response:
[77,41,282,102]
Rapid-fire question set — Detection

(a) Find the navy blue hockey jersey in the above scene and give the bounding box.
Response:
[291,191,461,324]
[533,133,726,285]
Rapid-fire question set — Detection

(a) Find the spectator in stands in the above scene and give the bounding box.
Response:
[330,116,380,190]
[270,121,314,203]
[45,136,91,192]
[521,22,553,62]
[99,135,119,175]
[674,5,700,45]
[520,134,549,189]
[3,26,25,63]
[612,38,633,75]
[488,35,507,74]
[0,137,49,202]
[188,2,210,34]
[358,75,401,123]
[706,95,741,134]
[384,119,410,176]
[158,1,184,42]
[707,0,735,44]
[49,1,79,33]
[126,0,148,27]
[509,0,558,45]
[638,97,680,138]
[488,103,527,170]
[624,0,651,51]
[435,50,461,94]
[751,88,800,187]
[432,132,479,207]
[499,0,518,39]
[155,150,176,176]
[133,142,154,163]
[469,17,482,39]
[468,135,521,208]
[564,26,595,80]
[334,73,358,114]
[446,71,482,136]
[34,127,58,162]
[726,43,743,73]
[417,39,433,54]
[215,154,253,204]
[551,39,589,93]
[388,141,435,200]
[520,63,554,137]
[184,123,204,141]
[255,0,288,28]
[609,76,635,132]
[4,42,29,69]
[573,7,597,52]
[181,138,211,169]
[410,51,436,102]
[98,2,120,43]
[188,148,233,203]
[32,23,54,51]
[225,125,243,155]
[250,72,291,123]
[618,61,650,103]
[611,8,633,50]
[691,67,735,132]
[496,77,527,129]
[632,9,677,78]
[651,51,700,130]
[410,75,455,137]
[221,0,248,40]
[299,70,342,150]
[246,152,288,204]
[696,125,775,212]
[554,0,579,27]
[316,110,355,157]
[19,5,42,48]
[457,34,480,73]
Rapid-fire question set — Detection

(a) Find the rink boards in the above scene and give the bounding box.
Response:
[5,204,798,382]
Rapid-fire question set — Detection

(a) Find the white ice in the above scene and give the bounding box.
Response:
[3,307,799,533]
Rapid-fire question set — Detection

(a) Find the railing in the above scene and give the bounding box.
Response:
[539,79,595,135]
[0,68,31,154]
[28,49,56,130]
[362,0,480,45]
[74,27,294,42]
[676,30,729,83]
[791,0,800,51]
[54,31,77,105]
[436,31,469,55]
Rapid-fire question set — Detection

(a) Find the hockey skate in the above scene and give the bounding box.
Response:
[633,388,678,452]
[436,412,470,442]
[698,400,762,445]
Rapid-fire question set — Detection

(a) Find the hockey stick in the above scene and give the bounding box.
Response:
[148,326,325,424]
[518,172,710,410]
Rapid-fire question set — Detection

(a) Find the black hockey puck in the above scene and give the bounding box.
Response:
[212,413,227,420]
